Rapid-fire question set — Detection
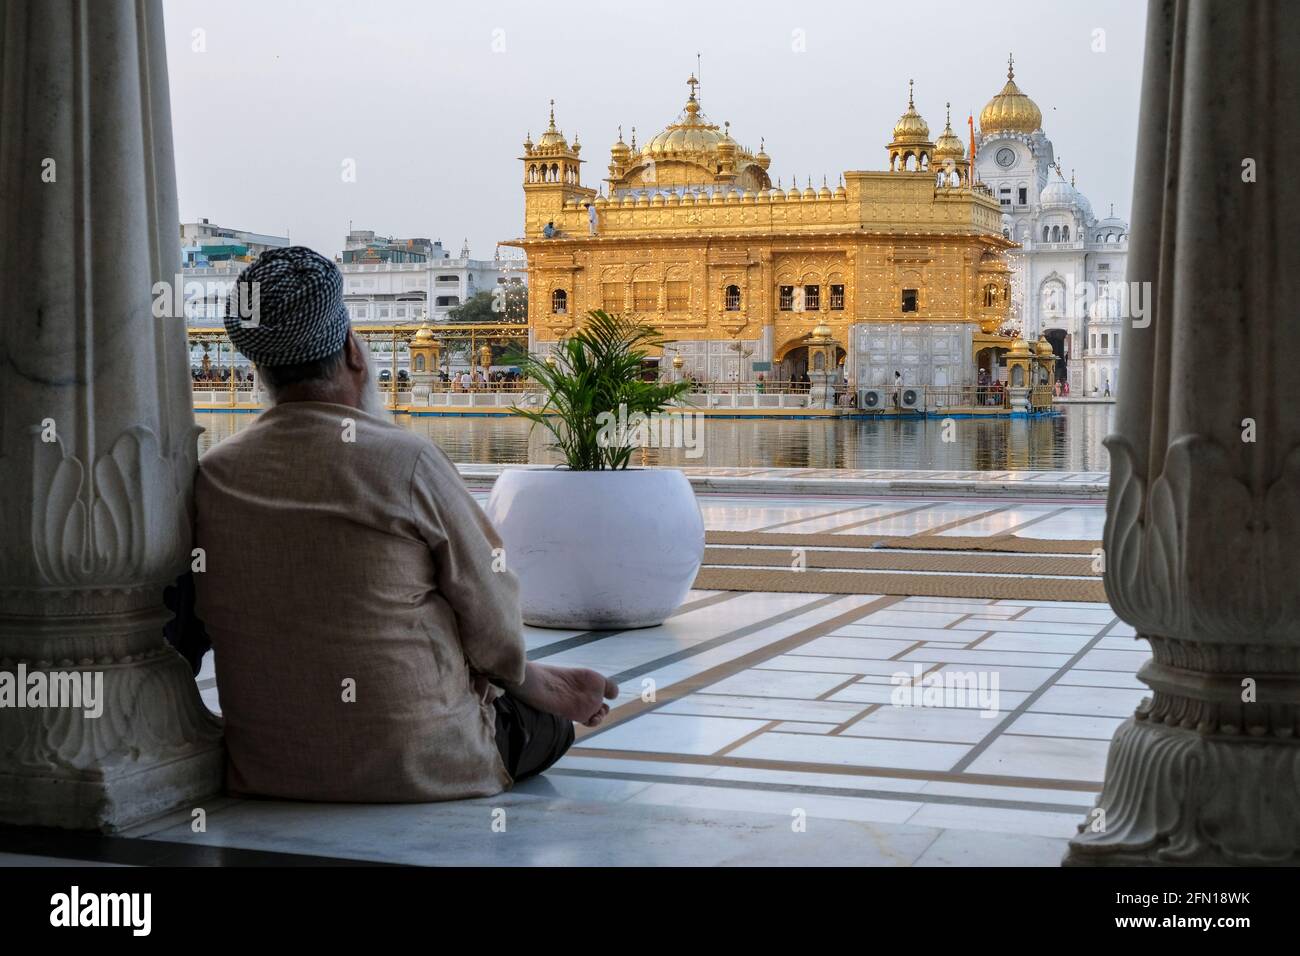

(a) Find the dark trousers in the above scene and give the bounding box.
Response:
[492,691,575,782]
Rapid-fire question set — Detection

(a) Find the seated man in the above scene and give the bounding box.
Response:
[194,246,616,802]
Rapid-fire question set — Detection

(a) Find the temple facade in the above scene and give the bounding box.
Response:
[503,78,1016,389]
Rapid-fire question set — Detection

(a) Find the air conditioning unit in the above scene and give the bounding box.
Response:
[858,388,885,410]
[900,387,922,410]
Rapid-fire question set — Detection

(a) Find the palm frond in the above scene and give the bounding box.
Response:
[506,310,692,471]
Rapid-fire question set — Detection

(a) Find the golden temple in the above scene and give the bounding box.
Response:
[502,74,1019,388]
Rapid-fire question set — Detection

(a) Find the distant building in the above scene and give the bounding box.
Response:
[180,224,526,375]
[973,56,1129,396]
[339,229,435,264]
[337,233,525,326]
[179,218,289,268]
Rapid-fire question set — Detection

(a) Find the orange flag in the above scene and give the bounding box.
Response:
[968,114,977,176]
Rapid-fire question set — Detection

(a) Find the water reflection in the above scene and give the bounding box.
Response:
[197,405,1114,471]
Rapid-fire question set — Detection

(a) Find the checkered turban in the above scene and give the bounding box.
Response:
[224,246,349,366]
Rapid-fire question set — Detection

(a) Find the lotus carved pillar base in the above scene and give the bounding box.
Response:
[0,589,224,832]
[1067,633,1300,865]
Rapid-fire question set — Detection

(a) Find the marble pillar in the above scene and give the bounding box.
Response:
[0,0,223,830]
[1067,0,1300,865]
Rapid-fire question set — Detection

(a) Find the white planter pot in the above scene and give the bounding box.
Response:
[485,468,705,630]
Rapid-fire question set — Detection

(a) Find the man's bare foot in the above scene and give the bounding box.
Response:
[514,662,619,727]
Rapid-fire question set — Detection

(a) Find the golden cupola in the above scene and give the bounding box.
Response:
[892,80,931,142]
[608,127,631,179]
[933,103,965,161]
[932,102,968,185]
[979,54,1042,135]
[610,127,631,164]
[535,100,568,150]
[608,75,772,192]
[521,100,589,197]
[888,80,934,171]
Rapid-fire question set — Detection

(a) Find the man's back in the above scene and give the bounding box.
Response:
[194,401,524,802]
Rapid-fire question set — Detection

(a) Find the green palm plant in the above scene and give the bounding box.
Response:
[507,310,692,470]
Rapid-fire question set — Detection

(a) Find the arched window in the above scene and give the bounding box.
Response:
[1043,226,1050,242]
[984,284,998,308]
[1062,225,1070,241]
[551,288,567,314]
[415,354,426,372]
[1051,225,1061,242]
[724,284,741,311]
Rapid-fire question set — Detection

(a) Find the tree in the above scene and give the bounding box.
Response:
[448,284,528,324]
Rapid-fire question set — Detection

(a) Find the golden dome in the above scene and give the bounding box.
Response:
[1008,337,1033,358]
[755,137,770,170]
[891,80,931,144]
[933,103,965,160]
[535,100,568,149]
[627,75,769,189]
[1036,336,1055,359]
[643,80,729,158]
[414,325,435,342]
[610,126,630,161]
[810,322,834,340]
[979,54,1042,134]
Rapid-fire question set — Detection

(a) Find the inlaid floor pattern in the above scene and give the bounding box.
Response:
[142,493,1138,867]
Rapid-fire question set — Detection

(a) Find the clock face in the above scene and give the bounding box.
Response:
[995,147,1016,169]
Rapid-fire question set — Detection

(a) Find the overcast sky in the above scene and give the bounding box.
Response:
[163,0,1147,260]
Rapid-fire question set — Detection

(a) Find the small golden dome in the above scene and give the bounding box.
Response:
[1008,337,1033,358]
[1036,336,1055,358]
[811,322,833,340]
[892,80,931,143]
[671,354,684,369]
[414,326,435,342]
[933,103,965,160]
[718,121,736,147]
[755,137,770,170]
[979,54,1042,134]
[536,100,568,148]
[610,126,630,161]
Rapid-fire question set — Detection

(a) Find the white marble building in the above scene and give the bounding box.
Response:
[339,251,527,326]
[973,56,1129,396]
[180,239,527,371]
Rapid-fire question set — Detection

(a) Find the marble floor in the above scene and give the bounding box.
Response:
[61,494,1140,866]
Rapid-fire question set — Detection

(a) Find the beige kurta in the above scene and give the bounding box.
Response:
[193,401,526,802]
